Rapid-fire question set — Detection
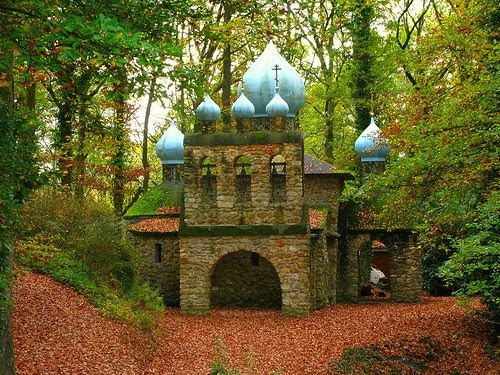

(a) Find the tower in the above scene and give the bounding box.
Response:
[179,42,311,316]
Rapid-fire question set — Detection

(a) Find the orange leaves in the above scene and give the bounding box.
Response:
[130,217,179,232]
[13,272,496,374]
[309,208,327,229]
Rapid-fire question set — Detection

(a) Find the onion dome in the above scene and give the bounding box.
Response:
[355,117,390,162]
[231,92,255,118]
[242,41,305,118]
[266,91,289,117]
[155,121,185,165]
[195,94,220,121]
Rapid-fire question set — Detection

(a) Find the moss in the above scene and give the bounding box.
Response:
[179,223,308,237]
[124,182,184,218]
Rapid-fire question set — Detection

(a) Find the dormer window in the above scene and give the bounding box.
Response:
[235,156,252,203]
[270,155,286,203]
[201,157,217,203]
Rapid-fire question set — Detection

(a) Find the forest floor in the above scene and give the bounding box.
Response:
[13,271,498,374]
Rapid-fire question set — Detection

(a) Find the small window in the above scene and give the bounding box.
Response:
[235,156,251,203]
[154,243,162,263]
[201,157,217,203]
[251,252,260,267]
[270,155,286,203]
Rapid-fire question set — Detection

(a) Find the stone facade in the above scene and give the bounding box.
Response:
[337,230,422,303]
[182,131,304,226]
[127,232,180,306]
[180,234,310,316]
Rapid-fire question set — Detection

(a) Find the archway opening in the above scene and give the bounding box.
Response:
[358,240,391,300]
[210,250,282,308]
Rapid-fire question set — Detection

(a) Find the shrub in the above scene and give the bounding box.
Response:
[17,187,164,329]
[440,191,500,340]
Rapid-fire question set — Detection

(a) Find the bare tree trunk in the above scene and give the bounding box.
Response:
[142,75,156,192]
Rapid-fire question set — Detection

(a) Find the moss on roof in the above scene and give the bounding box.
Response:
[124,182,183,218]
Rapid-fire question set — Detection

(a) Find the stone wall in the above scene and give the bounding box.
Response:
[183,132,304,226]
[309,233,337,309]
[383,232,422,303]
[337,230,422,303]
[179,234,311,316]
[304,175,343,229]
[211,251,281,308]
[128,233,180,306]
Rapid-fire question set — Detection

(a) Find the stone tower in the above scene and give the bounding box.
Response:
[179,42,312,316]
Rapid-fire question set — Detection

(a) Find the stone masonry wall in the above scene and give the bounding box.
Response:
[383,232,422,303]
[179,234,311,316]
[337,231,422,303]
[304,175,343,229]
[183,138,304,226]
[211,251,281,308]
[128,233,180,306]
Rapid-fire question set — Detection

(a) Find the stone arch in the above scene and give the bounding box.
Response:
[210,249,282,308]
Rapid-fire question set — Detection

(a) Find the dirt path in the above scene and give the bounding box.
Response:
[13,271,496,374]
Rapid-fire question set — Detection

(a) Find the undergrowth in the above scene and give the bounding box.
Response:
[16,188,164,331]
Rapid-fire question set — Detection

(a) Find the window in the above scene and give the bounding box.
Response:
[154,243,162,263]
[235,156,251,203]
[270,155,286,203]
[201,157,217,203]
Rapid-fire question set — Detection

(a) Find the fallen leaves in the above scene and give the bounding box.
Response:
[130,217,179,233]
[309,208,327,229]
[13,272,497,375]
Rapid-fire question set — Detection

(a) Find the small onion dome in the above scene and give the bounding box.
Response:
[355,117,390,162]
[155,121,185,165]
[242,41,305,118]
[265,92,289,117]
[195,94,220,121]
[231,92,255,118]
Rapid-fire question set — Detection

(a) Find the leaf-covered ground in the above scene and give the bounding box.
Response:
[13,272,497,374]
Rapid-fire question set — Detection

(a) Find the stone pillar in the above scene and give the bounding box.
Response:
[386,232,422,303]
[337,233,370,302]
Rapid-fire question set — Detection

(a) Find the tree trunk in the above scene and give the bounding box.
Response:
[112,70,128,216]
[350,0,374,131]
[142,76,156,192]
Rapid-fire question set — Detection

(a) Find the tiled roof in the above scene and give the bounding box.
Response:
[304,154,335,174]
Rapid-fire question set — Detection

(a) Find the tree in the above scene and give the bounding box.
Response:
[366,0,499,316]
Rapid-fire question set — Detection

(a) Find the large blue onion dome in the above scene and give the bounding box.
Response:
[231,92,255,118]
[195,94,220,121]
[242,41,305,118]
[155,121,185,165]
[266,91,289,117]
[355,117,390,162]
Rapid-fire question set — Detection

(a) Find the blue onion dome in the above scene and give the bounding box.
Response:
[231,92,255,118]
[355,117,390,162]
[266,91,289,117]
[155,120,185,165]
[195,94,220,121]
[242,41,305,118]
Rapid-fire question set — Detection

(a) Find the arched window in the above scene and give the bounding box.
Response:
[235,156,251,203]
[201,157,217,203]
[270,155,286,203]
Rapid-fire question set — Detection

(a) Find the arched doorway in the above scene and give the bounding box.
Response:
[358,240,391,300]
[210,250,282,308]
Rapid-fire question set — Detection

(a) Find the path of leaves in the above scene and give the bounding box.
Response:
[13,272,497,374]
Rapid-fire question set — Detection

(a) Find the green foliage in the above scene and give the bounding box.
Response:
[17,188,164,329]
[439,191,500,335]
[327,337,445,374]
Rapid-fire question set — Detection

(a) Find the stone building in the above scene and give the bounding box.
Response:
[125,42,422,316]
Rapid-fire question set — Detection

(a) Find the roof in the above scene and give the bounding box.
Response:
[304,154,335,174]
[124,182,183,218]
